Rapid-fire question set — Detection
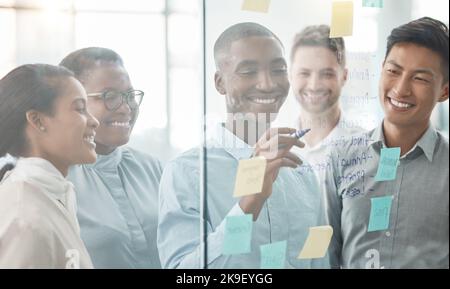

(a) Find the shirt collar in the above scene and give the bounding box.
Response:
[368,123,385,148]
[414,125,438,162]
[208,123,254,160]
[369,121,438,162]
[10,158,79,228]
[85,146,123,170]
[13,157,74,199]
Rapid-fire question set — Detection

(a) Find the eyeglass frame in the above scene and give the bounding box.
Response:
[86,89,144,111]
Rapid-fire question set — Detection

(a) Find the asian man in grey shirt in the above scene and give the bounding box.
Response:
[325,17,449,269]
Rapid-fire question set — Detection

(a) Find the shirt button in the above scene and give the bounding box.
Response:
[386,232,391,237]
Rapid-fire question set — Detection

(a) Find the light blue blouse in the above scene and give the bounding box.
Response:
[68,146,163,268]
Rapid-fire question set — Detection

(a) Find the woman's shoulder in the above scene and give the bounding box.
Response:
[0,182,71,269]
[0,180,56,230]
[0,177,41,201]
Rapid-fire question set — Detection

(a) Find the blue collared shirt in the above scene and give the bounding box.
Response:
[68,147,163,269]
[158,124,329,269]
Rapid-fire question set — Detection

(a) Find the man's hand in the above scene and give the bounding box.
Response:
[239,127,304,220]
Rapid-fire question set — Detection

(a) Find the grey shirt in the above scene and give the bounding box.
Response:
[325,122,449,269]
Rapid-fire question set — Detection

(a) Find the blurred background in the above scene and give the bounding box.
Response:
[0,0,448,164]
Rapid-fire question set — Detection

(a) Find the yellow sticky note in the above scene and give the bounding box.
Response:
[241,0,271,13]
[298,226,333,259]
[233,157,267,197]
[330,1,354,38]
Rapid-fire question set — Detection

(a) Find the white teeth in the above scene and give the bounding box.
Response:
[252,98,277,104]
[305,92,327,98]
[390,98,413,109]
[110,121,130,127]
[303,92,328,102]
[83,136,95,146]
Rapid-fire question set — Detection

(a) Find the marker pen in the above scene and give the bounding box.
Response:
[278,128,311,149]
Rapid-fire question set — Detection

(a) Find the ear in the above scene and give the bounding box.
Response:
[438,82,449,103]
[214,71,226,95]
[25,110,47,133]
[342,68,349,83]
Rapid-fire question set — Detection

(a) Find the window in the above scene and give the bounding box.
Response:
[0,0,201,162]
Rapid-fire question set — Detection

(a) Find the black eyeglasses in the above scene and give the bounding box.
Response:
[87,90,144,111]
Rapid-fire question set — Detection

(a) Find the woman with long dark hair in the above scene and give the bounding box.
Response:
[0,64,99,268]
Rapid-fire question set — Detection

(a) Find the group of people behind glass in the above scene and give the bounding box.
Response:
[0,16,448,269]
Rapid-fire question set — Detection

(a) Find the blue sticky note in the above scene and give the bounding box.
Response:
[368,196,393,232]
[260,241,287,269]
[223,214,253,255]
[375,147,400,181]
[363,0,383,8]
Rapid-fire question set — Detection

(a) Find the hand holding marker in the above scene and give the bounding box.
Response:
[251,128,311,159]
[278,128,311,150]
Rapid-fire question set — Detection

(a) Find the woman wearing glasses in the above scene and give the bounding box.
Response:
[0,64,98,268]
[60,47,163,269]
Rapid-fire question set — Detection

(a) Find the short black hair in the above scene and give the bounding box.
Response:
[213,22,283,69]
[386,17,449,82]
[59,47,124,80]
[291,25,346,67]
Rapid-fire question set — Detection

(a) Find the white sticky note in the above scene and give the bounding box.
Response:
[241,0,271,13]
[298,226,333,259]
[233,157,267,198]
[330,1,354,38]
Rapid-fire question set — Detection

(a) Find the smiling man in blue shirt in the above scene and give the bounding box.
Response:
[157,22,329,269]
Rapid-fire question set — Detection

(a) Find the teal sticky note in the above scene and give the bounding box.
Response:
[368,196,393,232]
[260,241,287,269]
[223,214,253,255]
[363,0,383,8]
[375,147,401,181]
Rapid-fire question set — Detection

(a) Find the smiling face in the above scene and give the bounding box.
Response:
[80,63,138,155]
[215,36,290,116]
[380,42,449,130]
[39,77,99,168]
[290,46,347,114]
